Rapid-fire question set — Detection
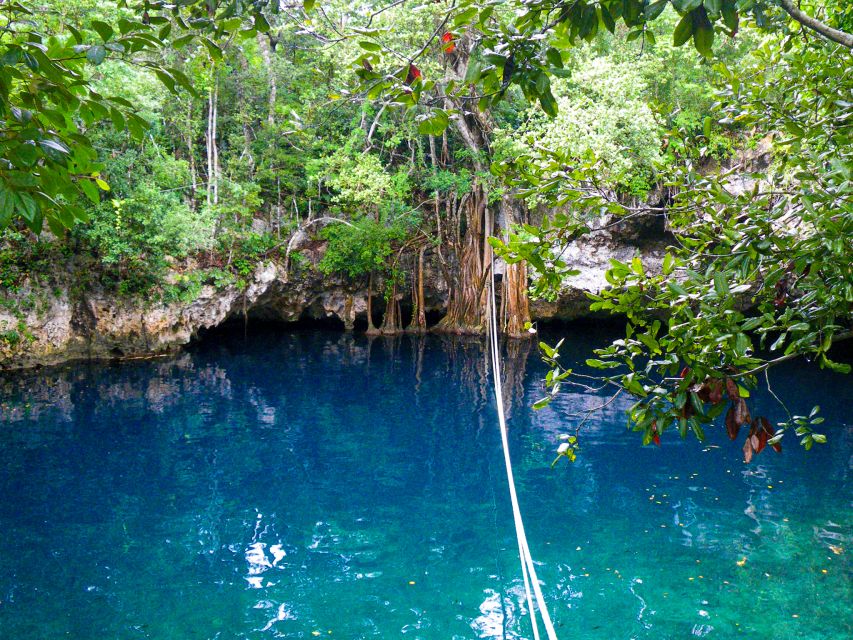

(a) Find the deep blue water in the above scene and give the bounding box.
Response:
[0,327,850,639]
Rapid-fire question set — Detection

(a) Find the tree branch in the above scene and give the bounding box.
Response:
[778,0,853,49]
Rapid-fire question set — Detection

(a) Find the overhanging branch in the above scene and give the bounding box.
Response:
[778,0,853,49]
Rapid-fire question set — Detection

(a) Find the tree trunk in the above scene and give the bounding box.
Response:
[380,282,403,334]
[206,74,220,207]
[365,272,379,335]
[407,246,427,333]
[186,97,197,210]
[499,196,532,338]
[256,33,278,126]
[435,185,489,334]
[431,33,531,338]
[237,54,255,178]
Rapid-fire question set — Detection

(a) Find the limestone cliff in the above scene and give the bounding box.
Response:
[0,214,664,369]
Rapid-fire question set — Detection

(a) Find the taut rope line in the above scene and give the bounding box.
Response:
[487,256,559,640]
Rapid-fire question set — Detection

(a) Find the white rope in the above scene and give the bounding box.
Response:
[487,260,559,640]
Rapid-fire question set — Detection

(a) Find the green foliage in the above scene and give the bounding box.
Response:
[0,0,275,234]
[424,169,473,196]
[515,57,664,193]
[318,218,409,280]
[0,228,67,290]
[496,26,852,454]
[77,145,215,292]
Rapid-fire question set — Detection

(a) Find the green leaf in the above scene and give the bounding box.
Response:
[201,38,222,60]
[417,109,449,136]
[721,3,739,31]
[91,20,113,42]
[303,0,316,11]
[169,68,196,95]
[703,0,722,14]
[673,0,702,10]
[358,41,382,52]
[713,272,729,296]
[545,47,563,69]
[172,34,195,49]
[38,139,69,155]
[0,186,13,228]
[109,107,126,131]
[631,255,644,276]
[453,7,478,27]
[117,18,135,35]
[645,0,668,20]
[539,342,556,358]
[155,69,177,94]
[668,281,689,296]
[600,5,616,33]
[770,333,787,351]
[673,13,694,47]
[532,397,552,410]
[14,192,38,222]
[539,89,558,117]
[79,180,99,204]
[86,45,107,65]
[693,22,714,57]
[11,143,38,168]
[662,252,675,275]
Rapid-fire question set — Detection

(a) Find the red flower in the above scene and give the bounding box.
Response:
[405,64,422,85]
[442,32,456,54]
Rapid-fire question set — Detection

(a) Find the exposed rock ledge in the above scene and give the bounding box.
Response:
[0,217,666,370]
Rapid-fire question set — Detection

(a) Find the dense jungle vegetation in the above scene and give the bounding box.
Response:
[0,0,850,456]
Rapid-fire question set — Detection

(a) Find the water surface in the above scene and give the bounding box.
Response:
[0,328,850,639]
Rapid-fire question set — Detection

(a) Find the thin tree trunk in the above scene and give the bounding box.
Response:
[206,84,212,208]
[380,282,402,334]
[237,54,255,178]
[407,246,427,333]
[186,97,197,210]
[256,33,278,126]
[366,272,379,335]
[206,74,220,207]
[212,79,219,206]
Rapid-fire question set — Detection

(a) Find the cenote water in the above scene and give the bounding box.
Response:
[0,327,850,639]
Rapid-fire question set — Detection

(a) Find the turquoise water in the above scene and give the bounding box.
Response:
[0,328,850,639]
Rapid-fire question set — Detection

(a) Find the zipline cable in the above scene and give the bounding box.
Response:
[487,257,559,640]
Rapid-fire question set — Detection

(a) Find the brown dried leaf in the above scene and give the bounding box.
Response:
[725,405,740,440]
[734,398,751,426]
[725,377,739,401]
[743,436,754,463]
[754,418,769,453]
[708,379,724,405]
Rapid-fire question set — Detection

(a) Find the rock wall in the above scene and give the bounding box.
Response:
[0,214,663,370]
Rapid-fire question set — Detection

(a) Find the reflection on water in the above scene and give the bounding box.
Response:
[0,327,850,639]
